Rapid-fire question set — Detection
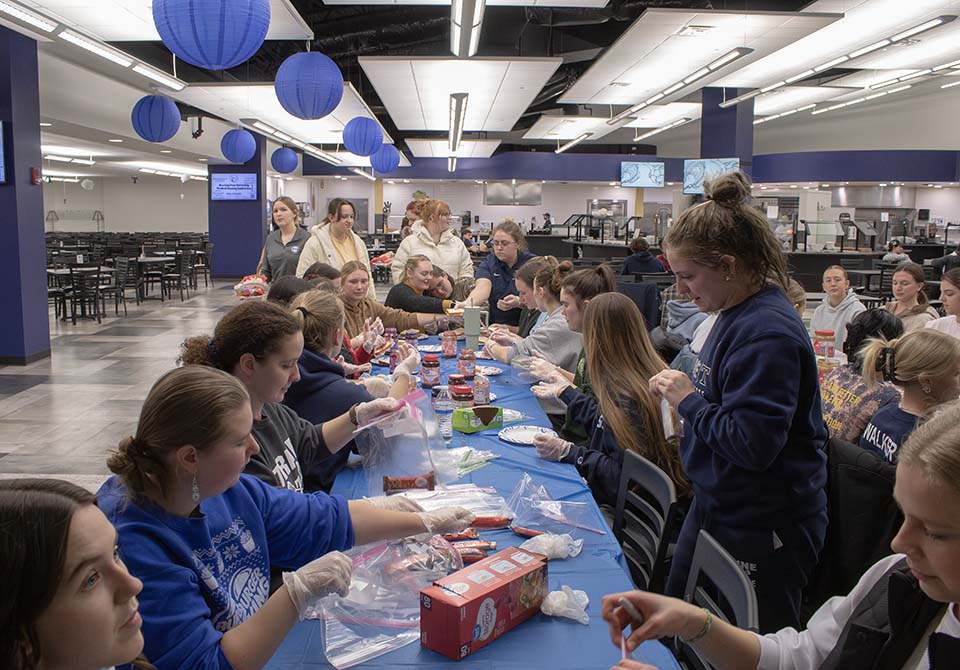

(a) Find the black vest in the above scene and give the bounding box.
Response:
[820,558,960,669]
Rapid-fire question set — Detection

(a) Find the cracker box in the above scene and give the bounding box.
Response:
[419,547,548,660]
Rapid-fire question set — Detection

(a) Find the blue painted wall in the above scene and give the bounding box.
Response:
[208,133,268,277]
[0,27,49,364]
[700,87,755,177]
[753,150,960,183]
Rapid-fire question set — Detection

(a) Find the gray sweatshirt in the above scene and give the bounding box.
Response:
[245,403,332,493]
[810,292,867,360]
[509,307,583,373]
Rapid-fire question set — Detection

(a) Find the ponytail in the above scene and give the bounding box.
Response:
[861,329,960,388]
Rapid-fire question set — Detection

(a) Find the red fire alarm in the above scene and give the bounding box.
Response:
[31,167,41,185]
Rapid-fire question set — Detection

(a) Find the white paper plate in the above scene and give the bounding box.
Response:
[476,365,503,376]
[418,344,442,353]
[498,425,557,446]
[502,408,524,423]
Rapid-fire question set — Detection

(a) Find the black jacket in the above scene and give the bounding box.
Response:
[384,281,449,313]
[621,251,666,275]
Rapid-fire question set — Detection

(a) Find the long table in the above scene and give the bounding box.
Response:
[271,342,679,670]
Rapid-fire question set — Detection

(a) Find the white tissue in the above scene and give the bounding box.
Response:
[541,585,590,625]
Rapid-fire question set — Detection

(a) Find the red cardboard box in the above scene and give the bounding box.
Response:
[419,547,548,660]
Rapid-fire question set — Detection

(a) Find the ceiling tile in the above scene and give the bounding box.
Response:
[405,139,501,157]
[752,86,854,115]
[622,102,702,128]
[321,0,608,6]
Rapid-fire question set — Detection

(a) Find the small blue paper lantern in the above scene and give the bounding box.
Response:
[342,117,383,157]
[131,95,181,143]
[221,129,257,163]
[274,52,344,120]
[152,0,270,71]
[370,144,400,174]
[271,147,299,174]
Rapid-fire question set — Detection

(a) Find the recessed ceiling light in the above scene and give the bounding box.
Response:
[198,158,208,162]
[39,122,52,127]
[790,184,798,188]
[108,139,123,143]
[879,183,888,187]
[821,184,830,187]
[160,150,172,154]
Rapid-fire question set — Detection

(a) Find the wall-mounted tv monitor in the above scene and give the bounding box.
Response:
[683,158,740,195]
[620,161,665,188]
[211,173,258,201]
[0,121,6,184]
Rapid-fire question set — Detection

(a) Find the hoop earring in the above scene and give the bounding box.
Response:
[191,474,200,503]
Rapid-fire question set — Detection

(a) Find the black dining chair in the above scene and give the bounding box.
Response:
[66,265,103,324]
[162,251,194,302]
[192,242,214,287]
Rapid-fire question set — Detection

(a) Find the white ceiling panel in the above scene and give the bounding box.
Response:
[622,102,702,128]
[523,116,616,140]
[359,57,562,131]
[850,22,960,70]
[322,0,607,5]
[752,86,854,115]
[21,0,313,40]
[405,139,501,158]
[174,83,393,146]
[559,8,839,106]
[715,0,960,88]
[318,151,413,167]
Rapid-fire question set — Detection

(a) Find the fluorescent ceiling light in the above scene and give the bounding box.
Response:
[451,0,485,57]
[58,29,133,67]
[39,122,52,127]
[932,59,960,72]
[0,0,57,32]
[108,139,123,143]
[760,81,786,93]
[448,156,457,172]
[662,82,685,96]
[274,131,292,142]
[813,55,848,73]
[645,93,664,105]
[633,117,691,141]
[189,176,208,181]
[891,16,956,42]
[555,132,591,154]
[942,80,960,89]
[448,92,468,153]
[132,64,187,92]
[47,177,80,183]
[718,89,759,109]
[252,121,277,135]
[682,68,710,85]
[159,150,172,153]
[708,48,751,71]
[350,167,376,181]
[784,70,814,84]
[138,168,157,174]
[848,40,890,59]
[897,68,932,82]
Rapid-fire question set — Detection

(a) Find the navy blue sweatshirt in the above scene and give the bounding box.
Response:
[677,285,827,526]
[283,348,372,492]
[621,251,666,276]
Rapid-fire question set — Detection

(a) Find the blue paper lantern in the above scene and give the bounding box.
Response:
[221,129,257,163]
[342,117,383,157]
[131,95,181,143]
[274,52,344,120]
[271,147,299,174]
[152,0,270,71]
[370,144,401,174]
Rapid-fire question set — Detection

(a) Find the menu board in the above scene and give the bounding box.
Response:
[211,173,257,201]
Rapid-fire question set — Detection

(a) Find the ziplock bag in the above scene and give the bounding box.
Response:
[399,483,511,518]
[353,389,457,496]
[310,536,463,669]
[507,472,607,537]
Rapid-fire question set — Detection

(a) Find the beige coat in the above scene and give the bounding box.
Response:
[296,225,376,299]
[390,223,474,284]
[343,297,420,339]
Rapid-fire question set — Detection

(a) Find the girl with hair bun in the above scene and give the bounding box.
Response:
[483,257,583,373]
[820,308,905,443]
[98,366,474,670]
[649,172,828,632]
[885,262,940,332]
[925,267,960,339]
[259,196,309,282]
[0,479,147,670]
[858,328,960,463]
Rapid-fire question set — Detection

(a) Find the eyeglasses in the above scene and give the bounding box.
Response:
[491,240,515,248]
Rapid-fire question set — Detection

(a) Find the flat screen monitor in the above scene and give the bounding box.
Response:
[211,173,258,201]
[0,121,6,184]
[683,158,740,195]
[620,161,664,188]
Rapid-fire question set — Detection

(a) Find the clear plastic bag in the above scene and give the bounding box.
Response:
[661,396,684,440]
[541,585,590,625]
[353,389,457,496]
[310,536,463,669]
[398,483,511,518]
[519,533,584,560]
[507,472,607,537]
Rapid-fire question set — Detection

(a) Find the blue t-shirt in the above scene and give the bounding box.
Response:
[677,285,827,526]
[476,250,536,325]
[859,404,918,463]
[98,474,354,670]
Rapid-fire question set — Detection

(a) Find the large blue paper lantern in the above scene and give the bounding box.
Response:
[152,0,270,71]
[370,144,400,174]
[274,52,344,120]
[342,117,383,157]
[131,95,181,143]
[271,147,298,174]
[221,129,257,163]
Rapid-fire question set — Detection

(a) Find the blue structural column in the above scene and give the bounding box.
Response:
[208,132,268,277]
[699,87,755,176]
[0,27,49,364]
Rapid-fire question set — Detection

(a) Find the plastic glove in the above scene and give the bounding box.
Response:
[366,495,424,512]
[360,376,392,398]
[528,355,560,381]
[533,433,573,461]
[394,341,421,376]
[354,397,403,427]
[361,317,384,353]
[497,294,521,311]
[283,551,353,619]
[337,356,372,378]
[541,585,590,625]
[490,330,520,346]
[532,380,570,401]
[417,507,476,535]
[520,533,584,560]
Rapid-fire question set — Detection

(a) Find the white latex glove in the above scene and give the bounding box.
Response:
[490,330,520,346]
[417,507,476,535]
[366,495,424,512]
[355,397,403,427]
[529,355,560,381]
[532,380,570,400]
[360,376,392,398]
[337,356,372,378]
[497,294,521,311]
[283,551,353,619]
[361,317,385,353]
[533,433,573,461]
[394,341,421,376]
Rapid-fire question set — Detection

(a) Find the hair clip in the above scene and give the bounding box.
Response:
[876,346,896,382]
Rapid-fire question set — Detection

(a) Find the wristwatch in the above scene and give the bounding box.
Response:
[348,403,360,426]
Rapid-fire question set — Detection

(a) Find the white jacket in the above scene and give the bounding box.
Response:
[296,225,376,299]
[390,222,474,284]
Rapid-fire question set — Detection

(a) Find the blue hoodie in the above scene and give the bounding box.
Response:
[284,348,372,492]
[98,474,354,670]
[677,285,827,526]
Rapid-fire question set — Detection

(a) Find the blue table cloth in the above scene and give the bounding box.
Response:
[271,343,680,670]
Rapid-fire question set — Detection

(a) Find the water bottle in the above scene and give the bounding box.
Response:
[432,385,454,442]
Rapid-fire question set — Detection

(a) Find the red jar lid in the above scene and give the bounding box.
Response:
[814,330,835,336]
[423,354,439,363]
[451,385,473,395]
[448,374,465,382]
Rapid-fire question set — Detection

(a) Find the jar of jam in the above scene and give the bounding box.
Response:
[813,330,836,358]
[384,327,398,342]
[421,354,441,387]
[458,348,476,380]
[388,342,401,373]
[441,330,458,358]
[451,384,474,408]
[402,329,419,347]
[447,373,466,387]
[473,373,490,405]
